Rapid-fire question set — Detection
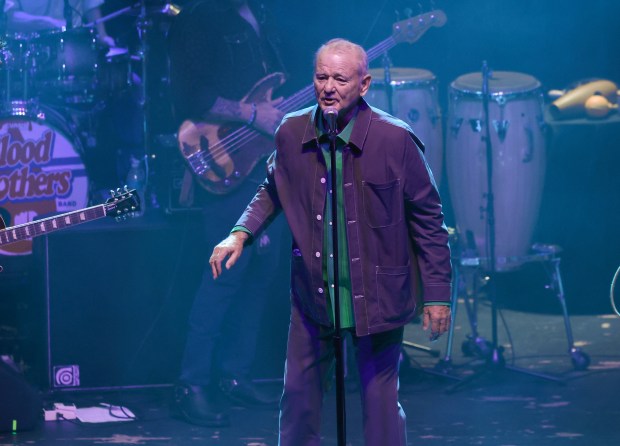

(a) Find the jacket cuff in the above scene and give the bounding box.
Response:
[423,283,452,303]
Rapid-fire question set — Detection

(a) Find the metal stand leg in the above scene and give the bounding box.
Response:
[548,257,590,370]
[445,254,567,394]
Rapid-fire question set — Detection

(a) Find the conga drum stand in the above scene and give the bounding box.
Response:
[444,63,570,393]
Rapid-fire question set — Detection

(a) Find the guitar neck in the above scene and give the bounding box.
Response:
[0,204,107,246]
[277,36,399,114]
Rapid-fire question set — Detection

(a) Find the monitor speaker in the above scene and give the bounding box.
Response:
[28,216,205,390]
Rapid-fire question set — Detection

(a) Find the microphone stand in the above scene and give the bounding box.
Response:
[327,116,346,446]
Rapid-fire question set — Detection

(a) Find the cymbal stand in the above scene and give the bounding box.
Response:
[381,51,393,115]
[135,0,151,194]
[446,62,564,393]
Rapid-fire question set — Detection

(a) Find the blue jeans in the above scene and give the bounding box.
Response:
[179,174,287,386]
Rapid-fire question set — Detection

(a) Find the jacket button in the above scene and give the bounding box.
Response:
[315,251,321,258]
[320,177,326,184]
[318,288,324,294]
[316,214,322,220]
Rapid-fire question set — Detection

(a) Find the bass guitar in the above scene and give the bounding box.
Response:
[177,10,447,195]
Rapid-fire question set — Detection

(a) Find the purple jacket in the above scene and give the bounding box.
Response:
[236,99,452,336]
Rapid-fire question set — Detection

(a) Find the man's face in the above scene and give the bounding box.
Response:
[313,49,371,120]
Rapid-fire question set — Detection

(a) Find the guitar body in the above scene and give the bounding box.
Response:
[177,73,286,195]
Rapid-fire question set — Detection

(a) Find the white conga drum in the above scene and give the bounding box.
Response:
[446,71,546,271]
[366,67,444,186]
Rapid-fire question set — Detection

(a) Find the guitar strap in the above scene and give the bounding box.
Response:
[178,167,195,207]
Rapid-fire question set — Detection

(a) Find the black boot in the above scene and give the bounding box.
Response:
[219,377,281,408]
[172,383,230,427]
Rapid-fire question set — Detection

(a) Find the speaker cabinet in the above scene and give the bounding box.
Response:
[28,215,205,390]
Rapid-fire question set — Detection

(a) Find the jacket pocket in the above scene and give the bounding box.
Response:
[362,179,402,228]
[376,265,415,322]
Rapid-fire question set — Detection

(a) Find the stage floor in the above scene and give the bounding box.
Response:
[2,296,619,446]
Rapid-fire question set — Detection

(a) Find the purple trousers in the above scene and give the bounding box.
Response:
[279,302,407,446]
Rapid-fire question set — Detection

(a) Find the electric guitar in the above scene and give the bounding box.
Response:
[0,188,140,247]
[177,10,447,195]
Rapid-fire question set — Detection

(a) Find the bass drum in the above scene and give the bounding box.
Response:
[446,71,546,271]
[366,67,444,186]
[0,104,89,255]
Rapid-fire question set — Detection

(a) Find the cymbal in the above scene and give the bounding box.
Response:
[123,2,181,17]
[85,2,180,27]
[106,47,129,58]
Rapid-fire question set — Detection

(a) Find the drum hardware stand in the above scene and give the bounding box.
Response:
[378,52,445,362]
[445,62,566,393]
[63,0,73,30]
[381,52,393,115]
[134,0,152,206]
[379,51,447,364]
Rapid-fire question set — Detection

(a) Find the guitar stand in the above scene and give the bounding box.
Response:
[440,245,590,393]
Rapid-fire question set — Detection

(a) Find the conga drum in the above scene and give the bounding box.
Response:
[366,67,444,186]
[446,71,546,270]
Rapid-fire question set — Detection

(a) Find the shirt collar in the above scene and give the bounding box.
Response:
[303,99,371,150]
[316,109,357,146]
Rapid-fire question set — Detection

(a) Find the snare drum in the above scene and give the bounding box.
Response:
[0,104,89,255]
[366,67,444,186]
[445,71,546,270]
[32,28,105,104]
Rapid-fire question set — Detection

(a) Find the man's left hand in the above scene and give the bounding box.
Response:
[422,305,451,342]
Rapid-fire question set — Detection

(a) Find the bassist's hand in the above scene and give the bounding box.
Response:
[252,97,285,135]
[209,231,249,279]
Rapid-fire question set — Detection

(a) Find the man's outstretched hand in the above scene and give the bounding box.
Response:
[209,232,249,279]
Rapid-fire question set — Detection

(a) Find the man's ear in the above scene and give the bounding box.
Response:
[359,74,372,97]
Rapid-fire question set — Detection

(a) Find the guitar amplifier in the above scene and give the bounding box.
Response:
[25,215,206,390]
[152,134,204,214]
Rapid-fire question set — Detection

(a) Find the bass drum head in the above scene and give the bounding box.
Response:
[0,105,89,255]
[366,67,444,186]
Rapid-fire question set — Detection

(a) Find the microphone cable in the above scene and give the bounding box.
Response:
[611,265,620,317]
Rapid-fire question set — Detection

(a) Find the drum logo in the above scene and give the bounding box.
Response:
[0,129,73,202]
[0,118,89,255]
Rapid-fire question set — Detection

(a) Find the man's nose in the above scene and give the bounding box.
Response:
[325,78,336,92]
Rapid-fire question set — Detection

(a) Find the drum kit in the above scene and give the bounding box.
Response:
[0,2,176,256]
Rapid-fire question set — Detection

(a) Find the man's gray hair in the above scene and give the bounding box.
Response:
[314,38,369,76]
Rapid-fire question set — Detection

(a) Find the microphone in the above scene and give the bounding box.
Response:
[323,107,338,135]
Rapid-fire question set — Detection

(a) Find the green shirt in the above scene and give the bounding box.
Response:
[317,115,356,329]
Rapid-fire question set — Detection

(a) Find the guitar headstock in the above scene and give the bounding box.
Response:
[392,10,447,44]
[105,188,141,220]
